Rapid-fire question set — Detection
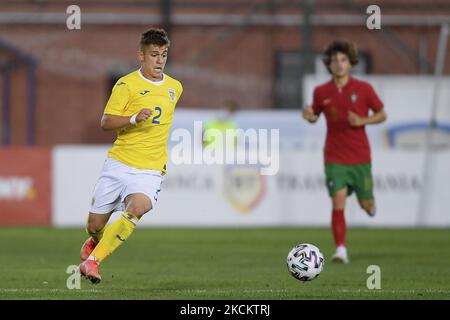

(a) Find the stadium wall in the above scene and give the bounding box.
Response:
[2,5,450,145]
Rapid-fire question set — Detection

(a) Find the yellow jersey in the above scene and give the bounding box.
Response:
[103,69,183,173]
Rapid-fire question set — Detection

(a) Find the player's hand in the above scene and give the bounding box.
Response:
[136,108,153,123]
[348,111,366,127]
[302,106,318,123]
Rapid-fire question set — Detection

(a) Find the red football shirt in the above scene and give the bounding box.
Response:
[312,77,383,164]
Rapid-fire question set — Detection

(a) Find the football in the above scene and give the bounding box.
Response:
[286,243,324,281]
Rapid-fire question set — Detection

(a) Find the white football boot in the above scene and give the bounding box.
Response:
[331,246,349,264]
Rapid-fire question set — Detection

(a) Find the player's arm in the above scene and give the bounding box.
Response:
[302,106,319,124]
[101,108,153,131]
[303,88,321,124]
[348,108,387,127]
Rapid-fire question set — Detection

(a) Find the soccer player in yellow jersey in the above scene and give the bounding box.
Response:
[79,29,183,283]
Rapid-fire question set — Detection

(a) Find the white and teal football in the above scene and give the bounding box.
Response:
[287,243,324,281]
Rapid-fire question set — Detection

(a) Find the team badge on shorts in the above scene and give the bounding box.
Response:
[168,88,176,101]
[327,179,335,190]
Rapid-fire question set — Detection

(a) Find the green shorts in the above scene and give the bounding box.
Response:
[325,163,374,200]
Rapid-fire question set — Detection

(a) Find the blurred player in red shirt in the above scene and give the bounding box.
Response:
[303,40,387,264]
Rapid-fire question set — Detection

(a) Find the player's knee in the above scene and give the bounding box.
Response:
[127,203,152,218]
[86,223,104,236]
[332,194,346,209]
[333,200,345,210]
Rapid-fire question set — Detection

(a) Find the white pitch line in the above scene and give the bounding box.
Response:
[158,289,290,294]
[0,288,104,293]
[0,288,288,294]
[2,288,447,295]
[337,289,450,294]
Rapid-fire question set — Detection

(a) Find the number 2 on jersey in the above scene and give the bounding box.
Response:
[152,107,162,124]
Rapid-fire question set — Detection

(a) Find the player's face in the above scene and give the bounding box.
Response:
[138,44,168,81]
[329,52,351,78]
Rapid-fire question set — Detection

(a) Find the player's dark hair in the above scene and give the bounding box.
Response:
[323,40,359,73]
[140,28,170,50]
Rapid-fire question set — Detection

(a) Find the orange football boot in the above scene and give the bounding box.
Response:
[79,259,101,284]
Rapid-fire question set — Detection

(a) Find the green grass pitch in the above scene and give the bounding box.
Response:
[0,227,449,300]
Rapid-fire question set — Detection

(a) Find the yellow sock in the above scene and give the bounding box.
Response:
[90,212,139,263]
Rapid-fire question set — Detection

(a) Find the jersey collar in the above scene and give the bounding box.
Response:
[138,69,165,86]
[331,76,354,91]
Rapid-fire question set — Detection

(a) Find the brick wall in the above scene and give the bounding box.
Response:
[0,1,449,144]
